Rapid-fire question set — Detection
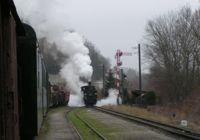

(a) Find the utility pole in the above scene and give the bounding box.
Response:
[120,69,124,103]
[138,44,142,92]
[102,64,105,97]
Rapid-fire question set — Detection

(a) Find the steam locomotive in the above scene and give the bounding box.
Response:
[81,82,97,106]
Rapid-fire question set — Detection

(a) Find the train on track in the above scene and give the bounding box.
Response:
[17,23,51,140]
[81,82,97,106]
[50,84,70,107]
[0,1,68,140]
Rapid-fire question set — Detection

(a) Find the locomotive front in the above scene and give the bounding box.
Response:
[81,82,97,106]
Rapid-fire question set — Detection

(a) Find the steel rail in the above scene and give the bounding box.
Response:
[66,109,84,140]
[94,107,200,140]
[74,111,107,140]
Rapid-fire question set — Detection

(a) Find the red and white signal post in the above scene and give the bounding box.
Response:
[114,49,132,104]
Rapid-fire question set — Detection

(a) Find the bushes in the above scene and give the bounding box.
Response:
[129,90,156,106]
[143,91,156,105]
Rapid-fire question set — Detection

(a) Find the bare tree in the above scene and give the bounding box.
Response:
[145,7,200,103]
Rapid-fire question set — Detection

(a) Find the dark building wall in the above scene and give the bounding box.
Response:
[0,1,20,140]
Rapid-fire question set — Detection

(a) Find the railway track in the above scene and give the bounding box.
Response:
[66,109,84,140]
[74,111,107,140]
[94,107,200,140]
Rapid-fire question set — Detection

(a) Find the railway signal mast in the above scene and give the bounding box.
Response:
[115,49,132,104]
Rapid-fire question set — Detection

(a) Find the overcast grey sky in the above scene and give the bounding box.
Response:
[63,0,199,71]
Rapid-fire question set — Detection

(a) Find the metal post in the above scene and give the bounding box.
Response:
[120,69,124,104]
[102,64,105,97]
[138,44,142,91]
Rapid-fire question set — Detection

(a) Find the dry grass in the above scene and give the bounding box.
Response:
[103,105,176,124]
[103,105,200,132]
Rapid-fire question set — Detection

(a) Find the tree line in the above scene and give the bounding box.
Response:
[144,6,200,104]
[38,38,110,82]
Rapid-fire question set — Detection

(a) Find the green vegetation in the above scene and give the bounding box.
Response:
[78,109,120,139]
[144,91,156,105]
[104,70,115,97]
[84,40,110,81]
[130,90,156,105]
[67,109,101,140]
[67,108,120,140]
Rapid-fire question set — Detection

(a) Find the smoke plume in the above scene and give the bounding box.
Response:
[14,0,93,106]
[96,89,121,106]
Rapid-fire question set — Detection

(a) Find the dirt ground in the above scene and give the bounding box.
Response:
[86,108,181,140]
[36,107,81,140]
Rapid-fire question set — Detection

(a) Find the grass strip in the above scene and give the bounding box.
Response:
[67,109,102,140]
[76,108,121,140]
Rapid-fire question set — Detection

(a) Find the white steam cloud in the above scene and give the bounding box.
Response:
[14,0,93,106]
[96,89,121,106]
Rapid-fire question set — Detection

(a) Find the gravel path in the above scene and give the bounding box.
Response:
[86,108,179,140]
[36,107,81,140]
